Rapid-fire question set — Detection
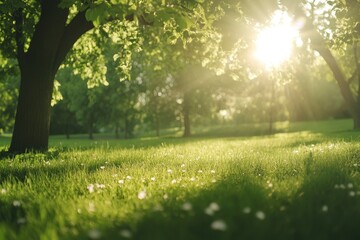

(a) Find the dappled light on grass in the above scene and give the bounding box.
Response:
[1,132,360,239]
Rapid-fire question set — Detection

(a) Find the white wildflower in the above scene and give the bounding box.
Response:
[126,176,132,180]
[349,191,356,197]
[348,183,353,189]
[205,207,214,215]
[322,205,328,212]
[138,190,147,200]
[255,211,266,220]
[171,179,177,184]
[100,166,105,170]
[243,207,251,214]
[205,202,220,216]
[182,202,192,211]
[118,179,124,184]
[211,220,227,231]
[13,200,21,207]
[167,169,173,174]
[210,170,216,174]
[87,184,94,193]
[1,189,6,194]
[119,229,132,238]
[96,183,105,189]
[181,164,186,168]
[209,202,220,211]
[150,177,156,181]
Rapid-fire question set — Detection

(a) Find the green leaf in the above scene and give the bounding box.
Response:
[59,0,76,8]
[110,0,127,5]
[85,3,110,27]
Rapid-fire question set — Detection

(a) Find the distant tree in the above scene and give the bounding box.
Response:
[50,68,88,139]
[0,55,18,134]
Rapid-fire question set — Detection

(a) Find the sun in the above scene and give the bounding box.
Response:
[255,10,300,69]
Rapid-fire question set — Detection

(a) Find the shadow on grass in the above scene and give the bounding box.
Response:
[0,149,149,184]
[63,158,360,240]
[133,165,359,240]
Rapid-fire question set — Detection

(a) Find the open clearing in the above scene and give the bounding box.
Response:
[1,120,360,239]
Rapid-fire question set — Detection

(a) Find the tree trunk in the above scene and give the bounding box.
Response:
[354,111,360,129]
[8,1,93,153]
[65,124,70,139]
[183,91,191,137]
[88,114,94,140]
[9,64,55,152]
[155,111,160,137]
[115,122,120,139]
[124,118,130,139]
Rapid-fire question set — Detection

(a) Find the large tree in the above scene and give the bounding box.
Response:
[0,0,214,152]
[284,0,360,128]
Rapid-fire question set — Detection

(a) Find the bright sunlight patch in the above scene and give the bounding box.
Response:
[255,10,302,69]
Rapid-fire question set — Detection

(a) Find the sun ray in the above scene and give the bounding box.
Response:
[255,10,300,69]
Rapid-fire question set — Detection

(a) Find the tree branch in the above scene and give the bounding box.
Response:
[26,0,69,69]
[13,8,25,69]
[53,10,151,71]
[53,10,94,71]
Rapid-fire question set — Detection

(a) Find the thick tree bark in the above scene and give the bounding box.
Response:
[9,2,94,153]
[9,62,55,152]
[10,2,68,152]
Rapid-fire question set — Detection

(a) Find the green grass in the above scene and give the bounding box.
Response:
[1,119,360,239]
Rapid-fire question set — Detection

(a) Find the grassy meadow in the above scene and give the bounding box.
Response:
[1,119,360,239]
